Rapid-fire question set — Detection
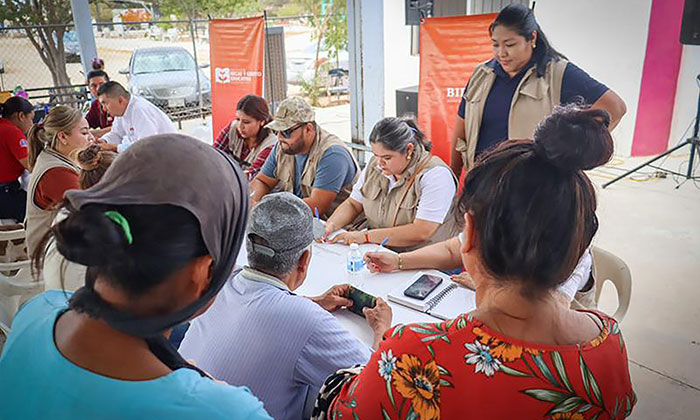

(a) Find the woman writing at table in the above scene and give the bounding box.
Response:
[324,118,459,252]
[450,4,626,178]
[314,105,635,419]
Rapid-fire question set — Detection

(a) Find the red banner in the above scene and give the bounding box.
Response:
[209,17,265,137]
[418,14,496,163]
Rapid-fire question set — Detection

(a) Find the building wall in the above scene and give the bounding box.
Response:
[534,0,654,156]
[382,0,420,118]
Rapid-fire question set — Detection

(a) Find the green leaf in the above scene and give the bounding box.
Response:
[456,316,467,330]
[580,354,593,402]
[578,404,593,413]
[419,334,450,343]
[439,378,453,387]
[406,407,418,420]
[409,327,436,335]
[382,408,391,420]
[437,364,452,376]
[612,397,620,418]
[532,354,562,388]
[499,364,531,377]
[446,318,455,330]
[521,389,569,404]
[427,344,435,358]
[591,411,602,420]
[551,352,574,392]
[392,325,406,338]
[353,411,360,420]
[548,396,587,415]
[588,366,604,407]
[386,379,396,410]
[625,395,632,417]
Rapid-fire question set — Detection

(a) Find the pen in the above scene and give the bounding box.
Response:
[379,237,390,247]
[314,207,320,220]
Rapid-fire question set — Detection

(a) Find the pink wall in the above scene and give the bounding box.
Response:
[631,0,685,156]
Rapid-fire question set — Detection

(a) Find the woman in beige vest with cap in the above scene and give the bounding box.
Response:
[450,4,626,179]
[324,118,459,252]
[25,106,93,255]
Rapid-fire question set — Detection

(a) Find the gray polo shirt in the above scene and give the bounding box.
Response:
[179,268,372,420]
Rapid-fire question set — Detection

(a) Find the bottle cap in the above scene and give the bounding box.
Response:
[350,243,359,250]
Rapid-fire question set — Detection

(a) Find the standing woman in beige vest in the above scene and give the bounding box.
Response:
[450,4,626,179]
[325,118,460,252]
[25,106,93,255]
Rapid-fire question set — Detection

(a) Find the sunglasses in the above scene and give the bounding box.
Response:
[274,123,305,139]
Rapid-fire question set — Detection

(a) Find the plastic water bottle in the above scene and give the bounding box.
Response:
[346,243,364,275]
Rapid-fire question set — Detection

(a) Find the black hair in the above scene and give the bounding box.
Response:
[457,104,612,298]
[33,203,208,298]
[1,96,33,118]
[87,69,109,83]
[236,94,272,144]
[97,81,129,98]
[490,4,566,78]
[369,117,432,154]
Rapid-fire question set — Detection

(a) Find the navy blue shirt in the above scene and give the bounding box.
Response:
[457,59,608,156]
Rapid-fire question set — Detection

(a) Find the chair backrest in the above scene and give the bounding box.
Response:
[0,224,28,264]
[591,246,632,322]
[0,260,44,340]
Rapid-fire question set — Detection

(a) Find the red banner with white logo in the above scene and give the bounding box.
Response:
[418,14,496,163]
[209,17,265,137]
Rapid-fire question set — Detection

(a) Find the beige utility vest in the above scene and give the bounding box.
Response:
[275,127,359,218]
[25,149,79,255]
[361,147,460,252]
[457,59,568,173]
[227,122,277,167]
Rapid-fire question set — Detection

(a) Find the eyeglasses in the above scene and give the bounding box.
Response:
[274,123,305,139]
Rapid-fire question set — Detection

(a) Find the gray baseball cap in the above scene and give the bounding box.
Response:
[266,97,316,132]
[247,192,314,257]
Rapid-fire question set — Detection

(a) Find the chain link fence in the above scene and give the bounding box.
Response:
[1,13,349,128]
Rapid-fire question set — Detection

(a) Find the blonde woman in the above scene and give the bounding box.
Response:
[25,106,93,254]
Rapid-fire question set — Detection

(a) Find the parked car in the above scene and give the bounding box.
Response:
[286,44,349,85]
[120,46,211,109]
[51,31,80,63]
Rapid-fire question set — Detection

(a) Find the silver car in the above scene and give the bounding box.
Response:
[120,46,211,109]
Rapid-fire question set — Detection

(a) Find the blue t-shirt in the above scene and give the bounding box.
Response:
[0,291,272,420]
[457,59,608,156]
[261,143,356,197]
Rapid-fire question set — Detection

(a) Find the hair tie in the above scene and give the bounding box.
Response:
[37,122,44,129]
[104,211,133,244]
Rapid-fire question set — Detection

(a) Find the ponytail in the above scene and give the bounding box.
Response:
[26,124,48,170]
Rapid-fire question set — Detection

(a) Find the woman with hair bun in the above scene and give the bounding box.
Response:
[25,105,94,255]
[322,104,635,419]
[324,117,459,252]
[450,4,627,178]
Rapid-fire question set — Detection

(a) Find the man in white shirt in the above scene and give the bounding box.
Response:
[97,81,176,153]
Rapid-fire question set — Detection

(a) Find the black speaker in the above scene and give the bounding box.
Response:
[396,86,418,118]
[680,0,700,45]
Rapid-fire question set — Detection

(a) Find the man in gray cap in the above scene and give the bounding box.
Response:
[249,97,359,218]
[179,192,392,420]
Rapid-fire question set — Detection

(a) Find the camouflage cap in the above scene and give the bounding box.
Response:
[266,97,316,131]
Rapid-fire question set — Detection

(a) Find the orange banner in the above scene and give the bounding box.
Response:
[209,17,265,137]
[418,14,496,163]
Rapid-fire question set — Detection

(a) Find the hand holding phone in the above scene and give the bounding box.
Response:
[346,286,377,317]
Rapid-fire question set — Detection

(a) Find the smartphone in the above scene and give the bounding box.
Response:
[347,286,377,317]
[403,274,443,300]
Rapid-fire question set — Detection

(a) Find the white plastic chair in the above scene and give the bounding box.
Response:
[591,246,632,322]
[0,261,44,348]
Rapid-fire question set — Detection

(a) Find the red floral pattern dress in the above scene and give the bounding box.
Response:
[329,311,635,420]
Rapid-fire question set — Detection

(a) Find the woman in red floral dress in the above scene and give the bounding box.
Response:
[313,104,635,420]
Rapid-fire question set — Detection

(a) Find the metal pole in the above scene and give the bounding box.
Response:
[182,1,204,121]
[69,0,99,77]
[263,10,274,110]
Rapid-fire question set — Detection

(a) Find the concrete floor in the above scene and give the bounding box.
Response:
[180,106,700,420]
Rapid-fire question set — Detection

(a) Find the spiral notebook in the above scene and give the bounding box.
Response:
[387,272,477,320]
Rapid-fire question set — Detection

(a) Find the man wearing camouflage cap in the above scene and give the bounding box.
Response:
[249,97,359,218]
[179,193,392,420]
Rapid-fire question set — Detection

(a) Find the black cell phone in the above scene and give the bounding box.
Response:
[403,274,443,300]
[346,286,377,317]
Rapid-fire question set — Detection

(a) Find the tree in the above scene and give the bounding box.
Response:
[299,0,347,105]
[0,0,73,99]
